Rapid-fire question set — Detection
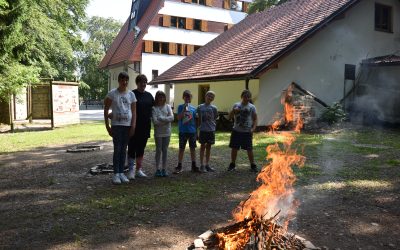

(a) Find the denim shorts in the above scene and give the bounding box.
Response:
[229,130,253,150]
[179,132,197,149]
[199,131,215,145]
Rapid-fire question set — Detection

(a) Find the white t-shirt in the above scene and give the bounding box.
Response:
[106,88,137,126]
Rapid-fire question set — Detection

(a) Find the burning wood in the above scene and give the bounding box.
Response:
[187,211,318,249]
[189,86,319,250]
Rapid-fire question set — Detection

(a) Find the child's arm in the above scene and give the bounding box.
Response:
[129,102,136,137]
[176,104,185,120]
[152,107,164,125]
[104,97,112,137]
[251,109,258,133]
[164,105,174,122]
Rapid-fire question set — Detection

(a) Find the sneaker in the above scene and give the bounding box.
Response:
[173,164,182,174]
[127,170,136,180]
[250,163,259,173]
[112,174,121,184]
[199,165,207,173]
[136,169,148,178]
[205,165,215,172]
[191,163,201,173]
[155,169,163,177]
[161,169,169,177]
[227,162,236,171]
[119,173,130,183]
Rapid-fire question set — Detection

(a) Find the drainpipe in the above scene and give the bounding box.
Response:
[245,78,249,90]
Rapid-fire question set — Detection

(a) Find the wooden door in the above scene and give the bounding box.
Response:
[32,85,51,119]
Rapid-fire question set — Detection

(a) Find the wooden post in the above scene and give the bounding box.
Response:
[50,81,54,129]
[9,95,14,132]
[245,78,249,90]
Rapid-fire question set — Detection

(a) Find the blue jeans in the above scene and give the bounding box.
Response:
[112,126,130,174]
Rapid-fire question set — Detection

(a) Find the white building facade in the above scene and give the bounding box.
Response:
[102,0,251,107]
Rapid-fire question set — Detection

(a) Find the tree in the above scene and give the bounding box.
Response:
[79,17,122,101]
[0,0,89,101]
[247,0,288,14]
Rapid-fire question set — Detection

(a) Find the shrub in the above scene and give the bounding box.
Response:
[319,102,347,124]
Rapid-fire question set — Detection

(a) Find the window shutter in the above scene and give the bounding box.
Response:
[206,0,213,6]
[223,0,230,9]
[186,18,194,30]
[184,0,191,3]
[162,15,171,27]
[144,41,153,53]
[186,45,194,56]
[169,43,177,55]
[180,44,186,56]
[243,2,249,12]
[200,20,208,32]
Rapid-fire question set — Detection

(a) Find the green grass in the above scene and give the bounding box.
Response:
[0,121,109,153]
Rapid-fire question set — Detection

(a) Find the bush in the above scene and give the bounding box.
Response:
[319,102,347,125]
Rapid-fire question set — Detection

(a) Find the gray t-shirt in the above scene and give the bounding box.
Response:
[232,102,257,132]
[197,103,218,132]
[106,88,137,126]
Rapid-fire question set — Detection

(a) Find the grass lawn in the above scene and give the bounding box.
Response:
[1,122,400,249]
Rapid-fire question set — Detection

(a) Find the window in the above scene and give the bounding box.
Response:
[375,3,393,32]
[191,0,207,6]
[170,16,186,29]
[153,42,160,53]
[133,61,141,73]
[131,10,136,20]
[152,70,158,88]
[224,0,247,12]
[194,19,201,31]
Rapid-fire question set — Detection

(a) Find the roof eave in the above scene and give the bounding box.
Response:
[150,73,252,85]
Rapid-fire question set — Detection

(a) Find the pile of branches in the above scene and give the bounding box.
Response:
[188,212,306,250]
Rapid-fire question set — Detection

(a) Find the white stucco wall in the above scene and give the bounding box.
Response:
[160,0,248,24]
[258,0,400,125]
[174,79,259,113]
[143,26,219,45]
[108,66,139,92]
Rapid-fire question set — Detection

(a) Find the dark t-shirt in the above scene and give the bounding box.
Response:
[133,89,154,138]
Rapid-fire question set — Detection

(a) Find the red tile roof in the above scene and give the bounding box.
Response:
[152,0,359,84]
[99,0,163,69]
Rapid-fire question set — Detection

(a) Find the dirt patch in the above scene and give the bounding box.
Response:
[0,125,399,249]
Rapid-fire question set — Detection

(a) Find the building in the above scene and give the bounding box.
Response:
[152,0,400,126]
[99,0,251,106]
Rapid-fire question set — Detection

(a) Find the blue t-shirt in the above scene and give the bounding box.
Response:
[178,103,197,133]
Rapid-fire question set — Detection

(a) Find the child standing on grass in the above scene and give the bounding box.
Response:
[152,91,174,177]
[227,89,258,172]
[197,91,218,172]
[174,90,199,174]
[104,72,137,184]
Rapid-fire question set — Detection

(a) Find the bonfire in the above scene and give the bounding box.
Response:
[189,87,318,250]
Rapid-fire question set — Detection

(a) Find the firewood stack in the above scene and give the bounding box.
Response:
[187,212,319,250]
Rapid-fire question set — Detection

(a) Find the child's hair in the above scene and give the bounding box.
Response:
[182,90,192,98]
[135,74,148,84]
[155,90,167,105]
[206,90,215,98]
[241,89,252,98]
[118,72,129,81]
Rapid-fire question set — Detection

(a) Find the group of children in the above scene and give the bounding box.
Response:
[104,72,258,184]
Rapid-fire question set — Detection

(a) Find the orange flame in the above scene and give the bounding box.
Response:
[221,85,306,249]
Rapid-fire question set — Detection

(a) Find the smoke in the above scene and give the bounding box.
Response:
[349,65,400,125]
